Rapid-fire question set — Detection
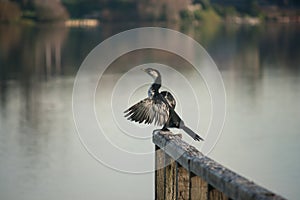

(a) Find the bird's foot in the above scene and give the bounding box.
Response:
[161,127,170,131]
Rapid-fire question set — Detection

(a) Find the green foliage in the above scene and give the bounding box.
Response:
[180,8,221,24]
[194,9,202,21]
[180,10,194,21]
[62,0,81,4]
[62,2,100,18]
[0,0,271,23]
[194,0,210,10]
[247,0,260,17]
[196,8,221,23]
[62,0,136,19]
[213,4,238,17]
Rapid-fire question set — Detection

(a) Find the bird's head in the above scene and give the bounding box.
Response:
[142,68,161,80]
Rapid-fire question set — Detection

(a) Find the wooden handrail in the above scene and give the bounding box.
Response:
[153,130,285,200]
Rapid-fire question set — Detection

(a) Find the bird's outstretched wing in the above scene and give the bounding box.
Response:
[124,98,169,126]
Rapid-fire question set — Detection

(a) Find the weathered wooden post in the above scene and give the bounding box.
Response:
[155,146,165,200]
[153,130,285,200]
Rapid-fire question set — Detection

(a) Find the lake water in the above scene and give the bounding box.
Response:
[0,22,299,199]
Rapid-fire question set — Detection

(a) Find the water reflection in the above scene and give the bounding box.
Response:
[0,24,95,83]
[0,22,299,199]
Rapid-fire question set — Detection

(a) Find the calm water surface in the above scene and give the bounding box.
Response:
[0,23,299,199]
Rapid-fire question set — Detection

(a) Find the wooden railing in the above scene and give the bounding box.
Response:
[153,130,285,200]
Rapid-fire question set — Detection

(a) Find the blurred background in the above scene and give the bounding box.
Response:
[0,0,300,199]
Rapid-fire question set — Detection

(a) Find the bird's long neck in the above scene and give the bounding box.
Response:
[153,76,162,92]
[154,76,161,85]
[148,76,161,97]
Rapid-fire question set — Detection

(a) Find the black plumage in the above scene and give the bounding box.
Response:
[124,68,204,141]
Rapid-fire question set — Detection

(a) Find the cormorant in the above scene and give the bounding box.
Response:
[124,68,204,141]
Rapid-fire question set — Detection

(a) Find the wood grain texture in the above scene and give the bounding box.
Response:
[155,146,165,200]
[153,130,286,200]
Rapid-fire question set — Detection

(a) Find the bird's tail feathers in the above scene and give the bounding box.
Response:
[181,125,204,141]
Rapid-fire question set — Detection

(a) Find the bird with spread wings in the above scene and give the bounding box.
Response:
[124,68,204,141]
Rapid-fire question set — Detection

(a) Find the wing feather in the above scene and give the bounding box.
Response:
[124,97,169,126]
